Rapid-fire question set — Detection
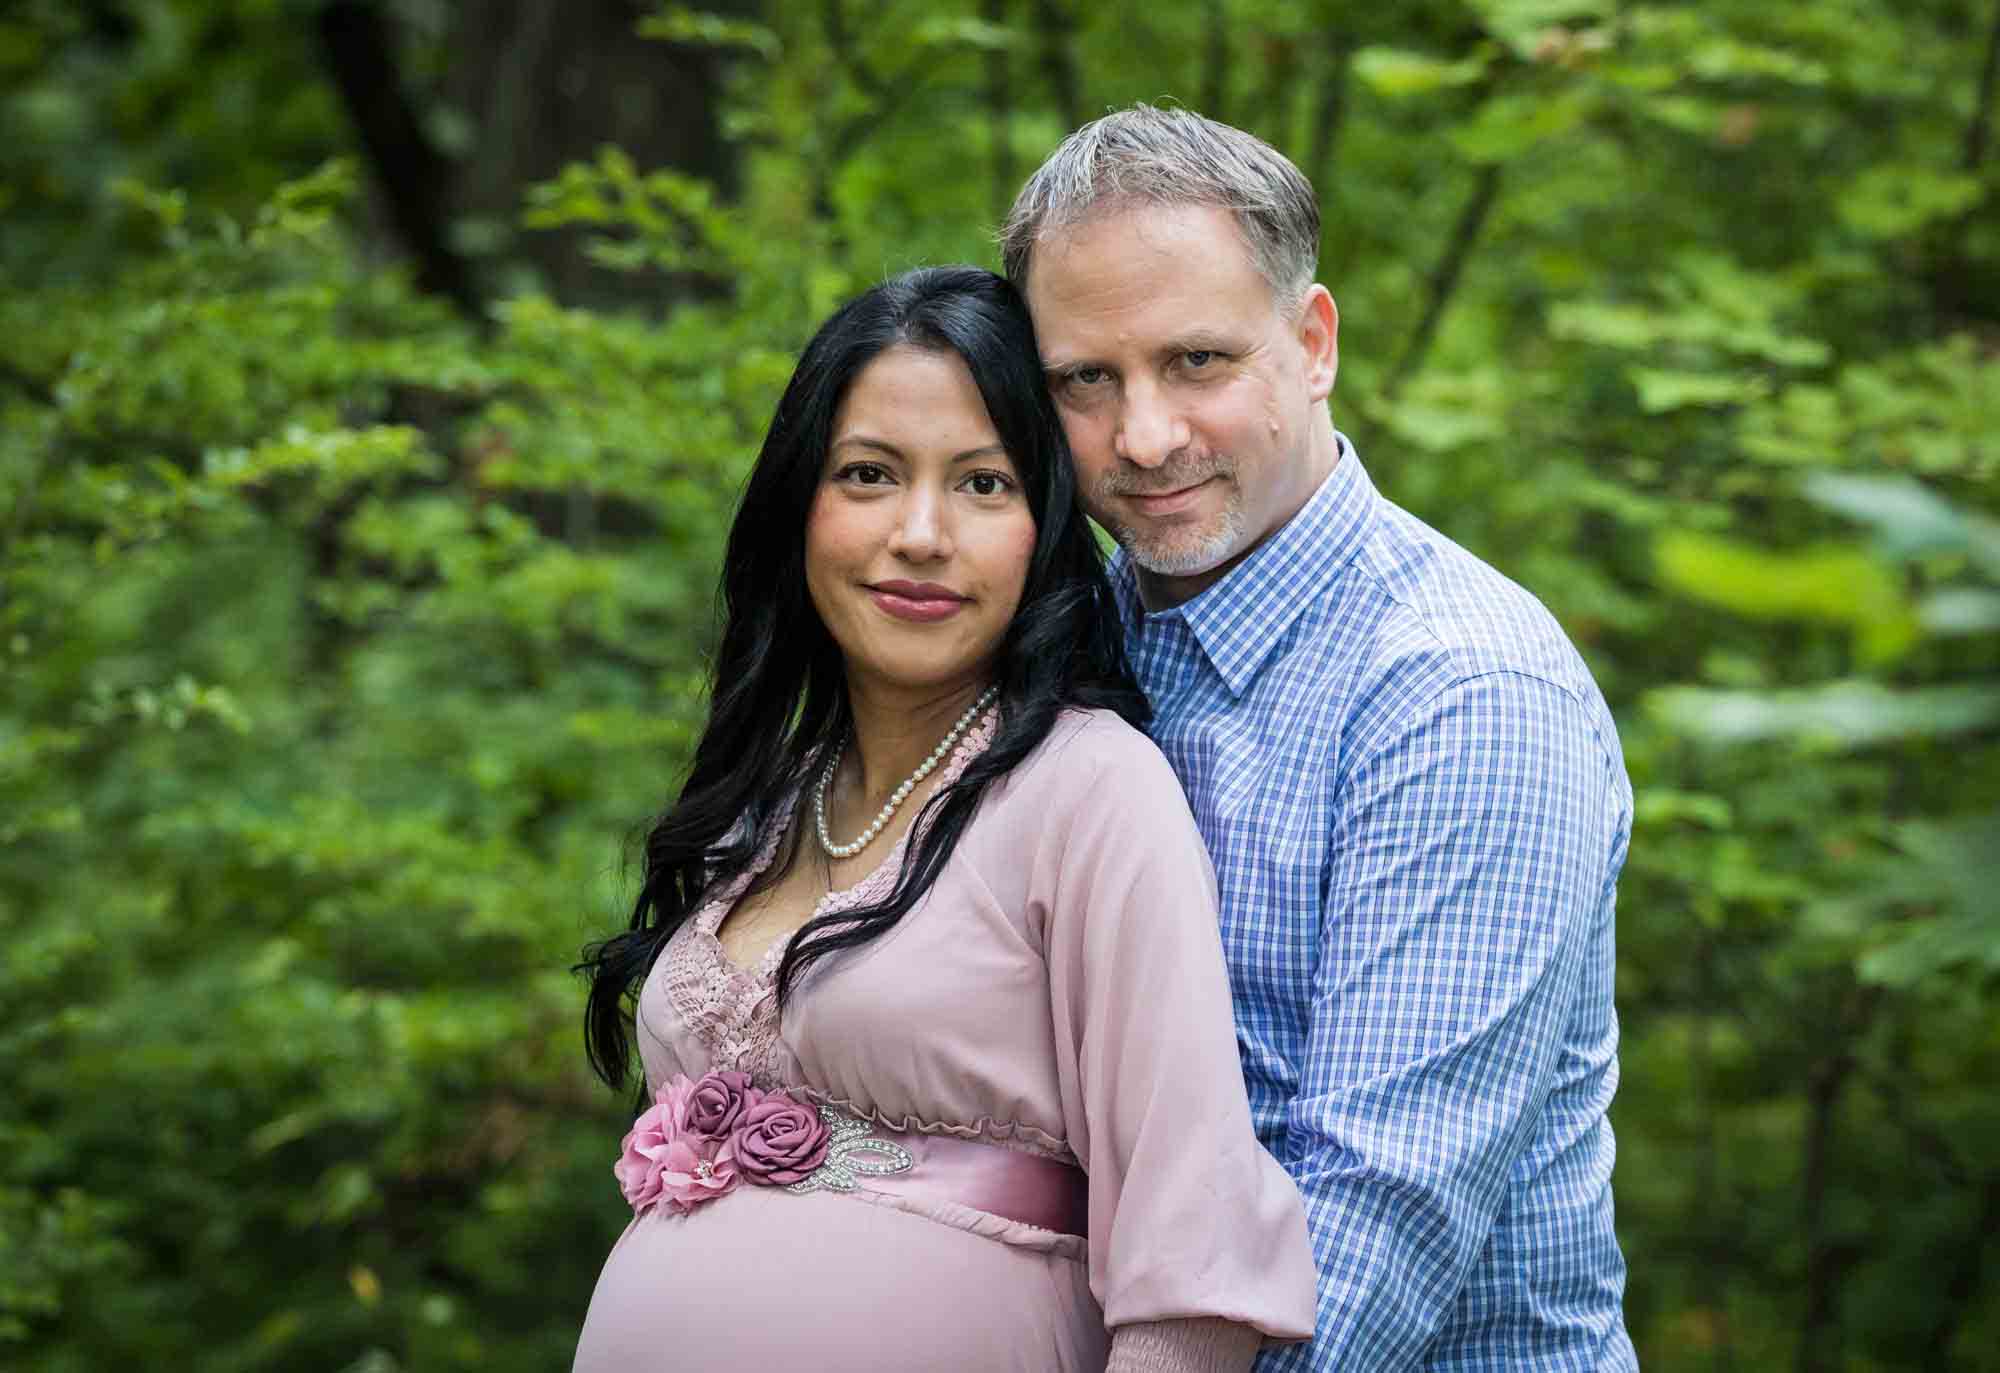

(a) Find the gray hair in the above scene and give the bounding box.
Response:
[1000,104,1321,312]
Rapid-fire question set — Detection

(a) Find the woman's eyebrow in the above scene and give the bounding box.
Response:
[833,436,1005,463]
[830,434,901,456]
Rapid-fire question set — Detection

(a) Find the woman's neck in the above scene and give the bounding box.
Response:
[841,675,990,811]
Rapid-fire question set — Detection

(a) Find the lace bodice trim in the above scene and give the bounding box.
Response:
[656,709,1000,1090]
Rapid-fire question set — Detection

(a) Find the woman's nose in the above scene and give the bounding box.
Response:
[886,488,952,562]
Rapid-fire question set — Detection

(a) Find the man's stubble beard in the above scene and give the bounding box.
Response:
[1091,453,1248,577]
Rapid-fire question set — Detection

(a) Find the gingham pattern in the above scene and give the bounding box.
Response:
[1112,438,1638,1371]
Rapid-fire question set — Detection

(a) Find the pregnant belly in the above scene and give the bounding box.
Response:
[572,1185,1105,1373]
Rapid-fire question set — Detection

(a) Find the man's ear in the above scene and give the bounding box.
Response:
[1296,284,1339,403]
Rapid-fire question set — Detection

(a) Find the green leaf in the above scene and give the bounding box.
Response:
[1627,366,1769,412]
[1380,401,1507,452]
[1919,589,2000,636]
[1838,167,1986,240]
[1635,788,1736,829]
[636,7,781,60]
[1647,681,2000,747]
[1351,47,1492,97]
[1804,473,2000,577]
[1467,0,1616,52]
[1448,89,1592,163]
[1654,529,1918,662]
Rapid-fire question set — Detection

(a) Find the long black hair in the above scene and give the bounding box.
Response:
[580,266,1148,1092]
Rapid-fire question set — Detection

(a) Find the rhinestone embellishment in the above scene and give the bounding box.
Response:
[785,1105,915,1195]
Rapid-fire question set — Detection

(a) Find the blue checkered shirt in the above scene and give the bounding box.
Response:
[1111,438,1637,1370]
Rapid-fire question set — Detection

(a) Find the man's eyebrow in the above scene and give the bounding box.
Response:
[1041,333,1240,374]
[1164,330,1237,354]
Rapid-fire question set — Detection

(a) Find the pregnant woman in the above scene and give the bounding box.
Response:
[573,266,1314,1372]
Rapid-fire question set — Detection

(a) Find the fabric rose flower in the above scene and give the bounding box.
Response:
[615,1075,740,1215]
[684,1070,760,1139]
[732,1093,831,1186]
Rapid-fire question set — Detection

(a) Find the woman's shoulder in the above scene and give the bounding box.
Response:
[999,707,1185,810]
[959,707,1205,914]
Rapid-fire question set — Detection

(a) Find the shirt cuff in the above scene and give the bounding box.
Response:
[1106,1318,1264,1373]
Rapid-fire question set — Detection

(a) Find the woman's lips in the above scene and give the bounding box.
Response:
[869,586,968,622]
[1130,477,1216,518]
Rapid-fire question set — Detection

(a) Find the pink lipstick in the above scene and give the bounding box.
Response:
[869,581,969,623]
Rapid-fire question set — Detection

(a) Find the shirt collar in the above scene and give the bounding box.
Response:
[1111,432,1377,698]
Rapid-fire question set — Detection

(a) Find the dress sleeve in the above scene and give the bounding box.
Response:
[1036,721,1317,1347]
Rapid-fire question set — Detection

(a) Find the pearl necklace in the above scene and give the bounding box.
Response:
[814,685,999,860]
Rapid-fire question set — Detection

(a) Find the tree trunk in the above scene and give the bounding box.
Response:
[1797,1033,1860,1373]
[319,0,754,311]
[316,0,483,319]
[1200,0,1229,122]
[986,0,1016,225]
[440,0,752,307]
[1031,0,1083,131]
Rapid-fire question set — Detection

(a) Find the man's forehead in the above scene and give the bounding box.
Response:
[1025,205,1272,352]
[1031,200,1252,271]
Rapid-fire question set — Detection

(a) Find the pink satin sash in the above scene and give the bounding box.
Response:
[852,1126,1088,1237]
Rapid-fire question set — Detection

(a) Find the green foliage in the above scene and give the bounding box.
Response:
[3,0,1997,1368]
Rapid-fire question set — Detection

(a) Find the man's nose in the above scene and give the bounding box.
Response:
[887,488,952,561]
[1113,380,1188,469]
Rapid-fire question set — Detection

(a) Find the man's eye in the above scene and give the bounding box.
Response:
[1184,350,1216,368]
[1069,366,1108,387]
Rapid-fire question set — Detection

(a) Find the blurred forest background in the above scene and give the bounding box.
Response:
[2,0,1997,1369]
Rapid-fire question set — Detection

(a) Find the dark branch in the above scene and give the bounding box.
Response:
[1305,31,1352,198]
[1384,161,1503,400]
[0,359,59,409]
[1031,0,1082,130]
[820,0,887,98]
[1200,0,1229,122]
[825,71,937,175]
[1966,0,2000,171]
[1796,1047,1855,1373]
[315,0,483,320]
[1864,1068,1972,1186]
[986,0,1016,225]
[1921,1174,2000,1365]
[1241,32,1300,149]
[1796,987,1877,1373]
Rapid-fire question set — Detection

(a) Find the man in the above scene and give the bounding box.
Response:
[1004,106,1637,1370]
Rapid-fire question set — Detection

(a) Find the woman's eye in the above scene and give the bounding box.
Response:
[837,462,892,485]
[963,471,1014,497]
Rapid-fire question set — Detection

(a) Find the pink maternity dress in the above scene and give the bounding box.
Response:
[572,708,1316,1372]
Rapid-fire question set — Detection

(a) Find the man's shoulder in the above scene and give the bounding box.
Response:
[1336,493,1605,714]
[1244,480,1622,787]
